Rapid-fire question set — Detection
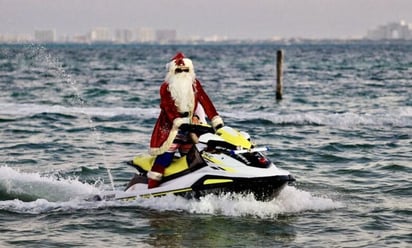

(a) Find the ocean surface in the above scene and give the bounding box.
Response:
[0,42,411,247]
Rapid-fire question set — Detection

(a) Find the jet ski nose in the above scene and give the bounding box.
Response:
[287,174,296,184]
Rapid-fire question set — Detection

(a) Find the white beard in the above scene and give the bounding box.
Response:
[167,73,195,113]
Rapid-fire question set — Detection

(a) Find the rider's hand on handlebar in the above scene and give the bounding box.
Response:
[214,124,224,130]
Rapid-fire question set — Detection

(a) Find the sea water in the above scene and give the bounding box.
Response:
[0,42,411,247]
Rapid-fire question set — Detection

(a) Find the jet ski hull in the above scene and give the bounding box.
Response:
[102,173,295,202]
[189,174,295,201]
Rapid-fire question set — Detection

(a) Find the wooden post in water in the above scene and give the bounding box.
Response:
[276,50,284,100]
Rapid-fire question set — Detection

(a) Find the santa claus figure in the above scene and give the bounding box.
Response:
[147,52,224,188]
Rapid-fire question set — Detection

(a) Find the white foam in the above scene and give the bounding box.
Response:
[0,166,100,202]
[0,102,158,119]
[126,186,344,218]
[225,108,412,128]
[0,198,127,214]
[0,166,343,217]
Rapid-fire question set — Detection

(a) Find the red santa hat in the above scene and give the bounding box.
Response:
[166,52,195,75]
[171,52,186,65]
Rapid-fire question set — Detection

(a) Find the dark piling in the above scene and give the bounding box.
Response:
[276,50,284,100]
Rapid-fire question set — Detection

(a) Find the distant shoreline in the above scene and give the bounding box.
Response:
[1,39,412,46]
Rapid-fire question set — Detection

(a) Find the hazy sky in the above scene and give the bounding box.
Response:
[1,0,411,39]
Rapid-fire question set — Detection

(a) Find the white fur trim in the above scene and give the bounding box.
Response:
[211,115,224,128]
[167,58,194,73]
[149,127,178,156]
[149,118,188,156]
[182,58,194,73]
[173,117,184,127]
[173,117,189,127]
[147,171,163,181]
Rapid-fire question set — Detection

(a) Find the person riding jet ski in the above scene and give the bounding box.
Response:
[148,52,224,188]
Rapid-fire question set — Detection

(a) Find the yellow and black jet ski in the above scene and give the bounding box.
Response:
[101,124,295,202]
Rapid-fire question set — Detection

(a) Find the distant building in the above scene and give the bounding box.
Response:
[34,29,56,43]
[133,28,155,43]
[0,33,33,43]
[90,27,112,42]
[366,21,412,40]
[71,34,89,43]
[155,29,177,43]
[115,29,133,43]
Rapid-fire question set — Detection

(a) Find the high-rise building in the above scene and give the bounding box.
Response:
[90,27,112,42]
[366,21,412,40]
[115,29,133,43]
[0,33,33,43]
[34,29,56,43]
[133,28,155,43]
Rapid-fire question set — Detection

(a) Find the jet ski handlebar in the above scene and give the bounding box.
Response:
[179,123,215,135]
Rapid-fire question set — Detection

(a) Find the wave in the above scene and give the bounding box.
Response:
[0,187,343,217]
[0,102,411,128]
[0,166,343,217]
[0,102,159,119]
[0,166,100,202]
[134,186,344,218]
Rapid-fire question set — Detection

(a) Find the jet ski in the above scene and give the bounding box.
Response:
[97,124,295,202]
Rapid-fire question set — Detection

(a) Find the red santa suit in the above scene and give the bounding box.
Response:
[149,53,223,156]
